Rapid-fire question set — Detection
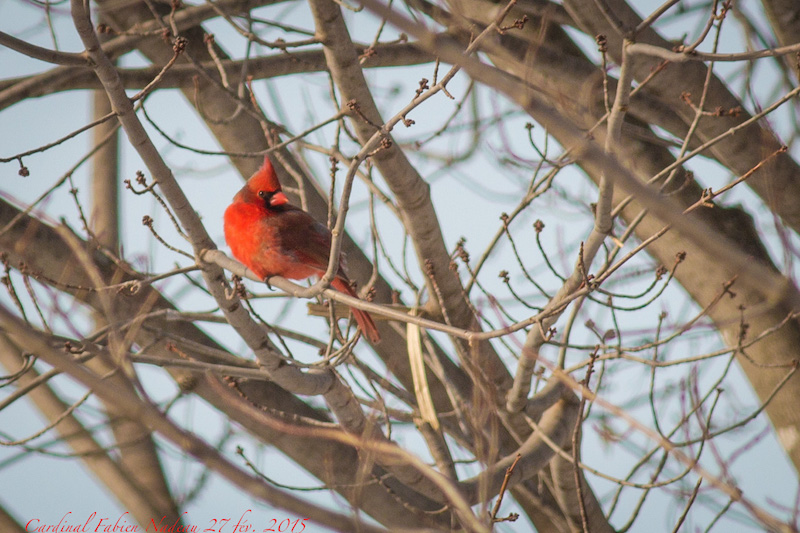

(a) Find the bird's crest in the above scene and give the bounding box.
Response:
[248,155,282,193]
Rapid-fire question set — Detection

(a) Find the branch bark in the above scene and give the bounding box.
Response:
[0,197,449,528]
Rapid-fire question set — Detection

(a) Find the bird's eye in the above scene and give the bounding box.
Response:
[258,190,267,199]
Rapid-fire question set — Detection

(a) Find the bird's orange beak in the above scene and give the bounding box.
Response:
[270,191,289,207]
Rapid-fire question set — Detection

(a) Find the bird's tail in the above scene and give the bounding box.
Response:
[331,277,381,344]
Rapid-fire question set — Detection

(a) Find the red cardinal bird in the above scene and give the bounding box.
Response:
[224,156,381,344]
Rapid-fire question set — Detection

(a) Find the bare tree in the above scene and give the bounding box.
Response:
[1,0,799,531]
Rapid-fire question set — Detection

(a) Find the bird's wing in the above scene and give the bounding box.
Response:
[272,206,340,274]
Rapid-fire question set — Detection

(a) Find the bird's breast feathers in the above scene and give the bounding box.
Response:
[224,202,323,281]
